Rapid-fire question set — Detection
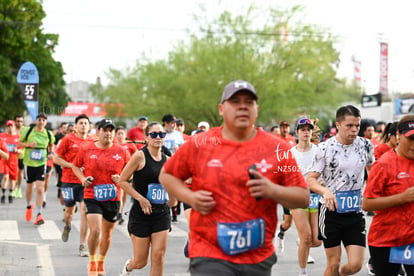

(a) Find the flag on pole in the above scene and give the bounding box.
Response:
[17,61,39,122]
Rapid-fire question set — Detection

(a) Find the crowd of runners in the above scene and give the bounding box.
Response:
[0,79,413,276]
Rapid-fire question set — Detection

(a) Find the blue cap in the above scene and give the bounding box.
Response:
[138,116,148,121]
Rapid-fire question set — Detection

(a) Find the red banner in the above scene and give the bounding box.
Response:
[354,60,361,82]
[61,102,126,117]
[379,42,388,94]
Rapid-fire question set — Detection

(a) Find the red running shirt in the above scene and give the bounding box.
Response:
[56,133,94,184]
[0,133,19,179]
[364,149,414,247]
[374,142,392,160]
[73,142,130,200]
[126,127,145,143]
[163,127,307,264]
[118,142,138,156]
[0,139,8,173]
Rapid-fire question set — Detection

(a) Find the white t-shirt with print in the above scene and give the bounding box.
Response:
[310,136,374,194]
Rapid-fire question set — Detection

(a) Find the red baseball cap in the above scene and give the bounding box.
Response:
[6,120,15,126]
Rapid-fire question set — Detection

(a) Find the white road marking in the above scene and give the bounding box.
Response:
[37,244,55,276]
[38,220,61,240]
[0,220,20,240]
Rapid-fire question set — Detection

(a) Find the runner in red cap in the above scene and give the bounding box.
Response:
[0,120,19,203]
[363,114,414,276]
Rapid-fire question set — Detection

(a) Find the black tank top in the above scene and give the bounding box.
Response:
[131,147,168,214]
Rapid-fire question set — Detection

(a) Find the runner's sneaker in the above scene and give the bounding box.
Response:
[11,189,16,198]
[25,203,34,221]
[120,259,131,276]
[276,235,285,254]
[366,258,375,275]
[8,195,13,203]
[1,195,5,204]
[61,225,71,242]
[16,188,22,198]
[33,214,45,225]
[79,244,89,257]
[299,273,308,276]
[97,260,105,276]
[88,261,97,276]
[184,239,189,258]
[117,213,124,225]
[307,255,315,264]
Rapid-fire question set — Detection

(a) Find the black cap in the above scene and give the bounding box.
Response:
[162,114,176,123]
[398,120,414,138]
[36,112,47,120]
[175,119,184,126]
[97,119,115,130]
[296,118,314,130]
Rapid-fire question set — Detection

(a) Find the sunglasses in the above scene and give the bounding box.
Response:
[298,118,312,125]
[148,131,167,139]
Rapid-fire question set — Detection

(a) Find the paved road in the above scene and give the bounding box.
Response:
[0,173,374,276]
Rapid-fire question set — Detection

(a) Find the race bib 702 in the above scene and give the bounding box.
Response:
[335,189,361,213]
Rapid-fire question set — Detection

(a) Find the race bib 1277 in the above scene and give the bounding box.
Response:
[93,184,117,201]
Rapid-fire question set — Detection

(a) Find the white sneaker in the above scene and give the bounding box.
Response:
[120,259,131,276]
[307,255,315,264]
[298,273,308,276]
[78,244,89,257]
[398,266,405,276]
[276,236,285,254]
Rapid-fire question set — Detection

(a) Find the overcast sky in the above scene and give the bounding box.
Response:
[42,0,414,95]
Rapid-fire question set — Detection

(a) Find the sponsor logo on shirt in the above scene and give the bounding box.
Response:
[207,159,223,167]
[397,172,410,179]
[113,154,121,160]
[71,144,79,148]
[90,154,98,159]
[255,159,273,173]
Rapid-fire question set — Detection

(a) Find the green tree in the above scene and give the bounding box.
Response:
[0,0,69,122]
[92,4,359,131]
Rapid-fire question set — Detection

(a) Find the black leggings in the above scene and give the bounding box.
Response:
[369,246,414,276]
